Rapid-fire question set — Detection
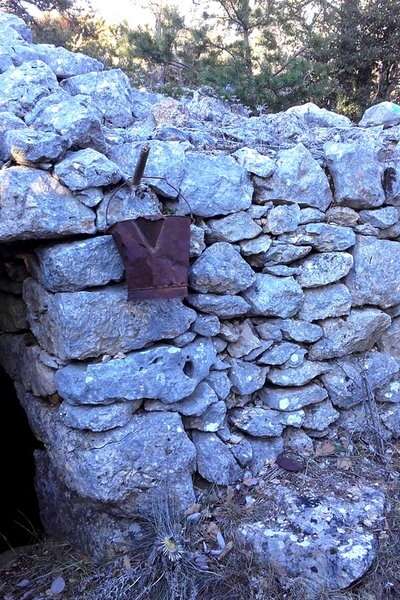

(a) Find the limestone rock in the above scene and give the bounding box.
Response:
[190,224,206,257]
[303,399,340,431]
[275,319,323,343]
[298,283,352,322]
[267,360,330,387]
[359,207,399,229]
[207,211,261,242]
[58,402,136,432]
[255,143,332,211]
[36,44,103,79]
[240,235,272,256]
[23,279,196,360]
[0,13,32,42]
[180,152,253,217]
[0,111,26,161]
[309,309,391,360]
[192,431,243,485]
[184,400,226,432]
[29,236,124,292]
[61,69,134,127]
[243,273,304,318]
[287,102,352,128]
[21,391,196,514]
[260,242,312,266]
[258,342,306,366]
[26,92,106,152]
[5,128,67,164]
[230,406,304,437]
[378,317,400,358]
[0,60,59,117]
[346,236,400,309]
[266,204,300,235]
[260,383,328,411]
[359,101,400,128]
[145,382,218,416]
[0,292,27,332]
[206,371,232,400]
[239,484,385,592]
[326,206,359,226]
[227,320,262,359]
[248,437,284,474]
[190,242,255,294]
[229,358,268,395]
[325,141,385,209]
[279,223,356,252]
[187,293,250,318]
[96,185,161,230]
[0,167,95,242]
[55,337,215,405]
[297,252,353,288]
[233,146,275,177]
[192,314,220,336]
[54,149,122,191]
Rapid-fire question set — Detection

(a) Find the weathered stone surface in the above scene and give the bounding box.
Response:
[359,207,399,229]
[0,167,95,242]
[287,102,352,128]
[180,152,253,217]
[309,309,391,360]
[258,342,306,366]
[184,400,226,432]
[378,317,400,358]
[145,381,218,416]
[61,69,134,127]
[240,235,272,256]
[190,224,206,257]
[21,390,196,513]
[230,406,304,437]
[275,318,323,343]
[260,242,312,266]
[255,143,332,211]
[0,111,26,161]
[207,212,261,242]
[58,402,136,432]
[260,383,328,411]
[56,337,215,404]
[36,44,103,79]
[239,484,385,592]
[243,273,304,317]
[187,293,250,318]
[233,146,275,177]
[227,320,262,358]
[346,236,400,309]
[248,437,284,473]
[29,236,124,292]
[190,242,255,294]
[229,358,268,395]
[192,431,243,484]
[326,206,359,226]
[303,399,340,431]
[0,12,32,42]
[267,360,330,387]
[283,428,314,456]
[325,141,385,209]
[322,351,399,408]
[96,185,161,230]
[0,60,59,117]
[298,283,352,322]
[24,279,196,360]
[206,371,232,400]
[192,314,220,336]
[359,101,400,128]
[299,207,325,224]
[5,128,67,164]
[26,92,106,151]
[108,140,187,198]
[297,252,353,288]
[266,204,300,235]
[279,223,356,252]
[54,149,122,190]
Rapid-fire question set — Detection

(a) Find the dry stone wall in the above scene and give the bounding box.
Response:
[0,11,399,572]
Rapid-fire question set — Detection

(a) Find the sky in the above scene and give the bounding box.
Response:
[88,0,196,26]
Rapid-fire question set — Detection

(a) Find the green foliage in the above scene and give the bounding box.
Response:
[4,0,400,116]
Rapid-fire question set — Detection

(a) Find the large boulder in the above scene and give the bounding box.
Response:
[54,148,122,190]
[0,167,96,242]
[20,391,196,515]
[0,60,59,116]
[55,338,216,405]
[286,102,352,128]
[29,236,124,292]
[61,68,134,127]
[4,128,68,164]
[309,308,391,360]
[239,484,385,592]
[359,101,400,128]
[346,236,400,309]
[254,143,332,211]
[324,141,385,208]
[35,44,103,79]
[190,242,255,294]
[23,279,196,360]
[180,152,253,217]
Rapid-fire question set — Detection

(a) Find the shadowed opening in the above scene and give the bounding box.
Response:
[0,367,43,552]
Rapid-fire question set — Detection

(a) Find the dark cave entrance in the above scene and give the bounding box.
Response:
[0,366,43,552]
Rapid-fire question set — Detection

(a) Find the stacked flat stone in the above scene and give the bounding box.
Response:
[0,12,399,589]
